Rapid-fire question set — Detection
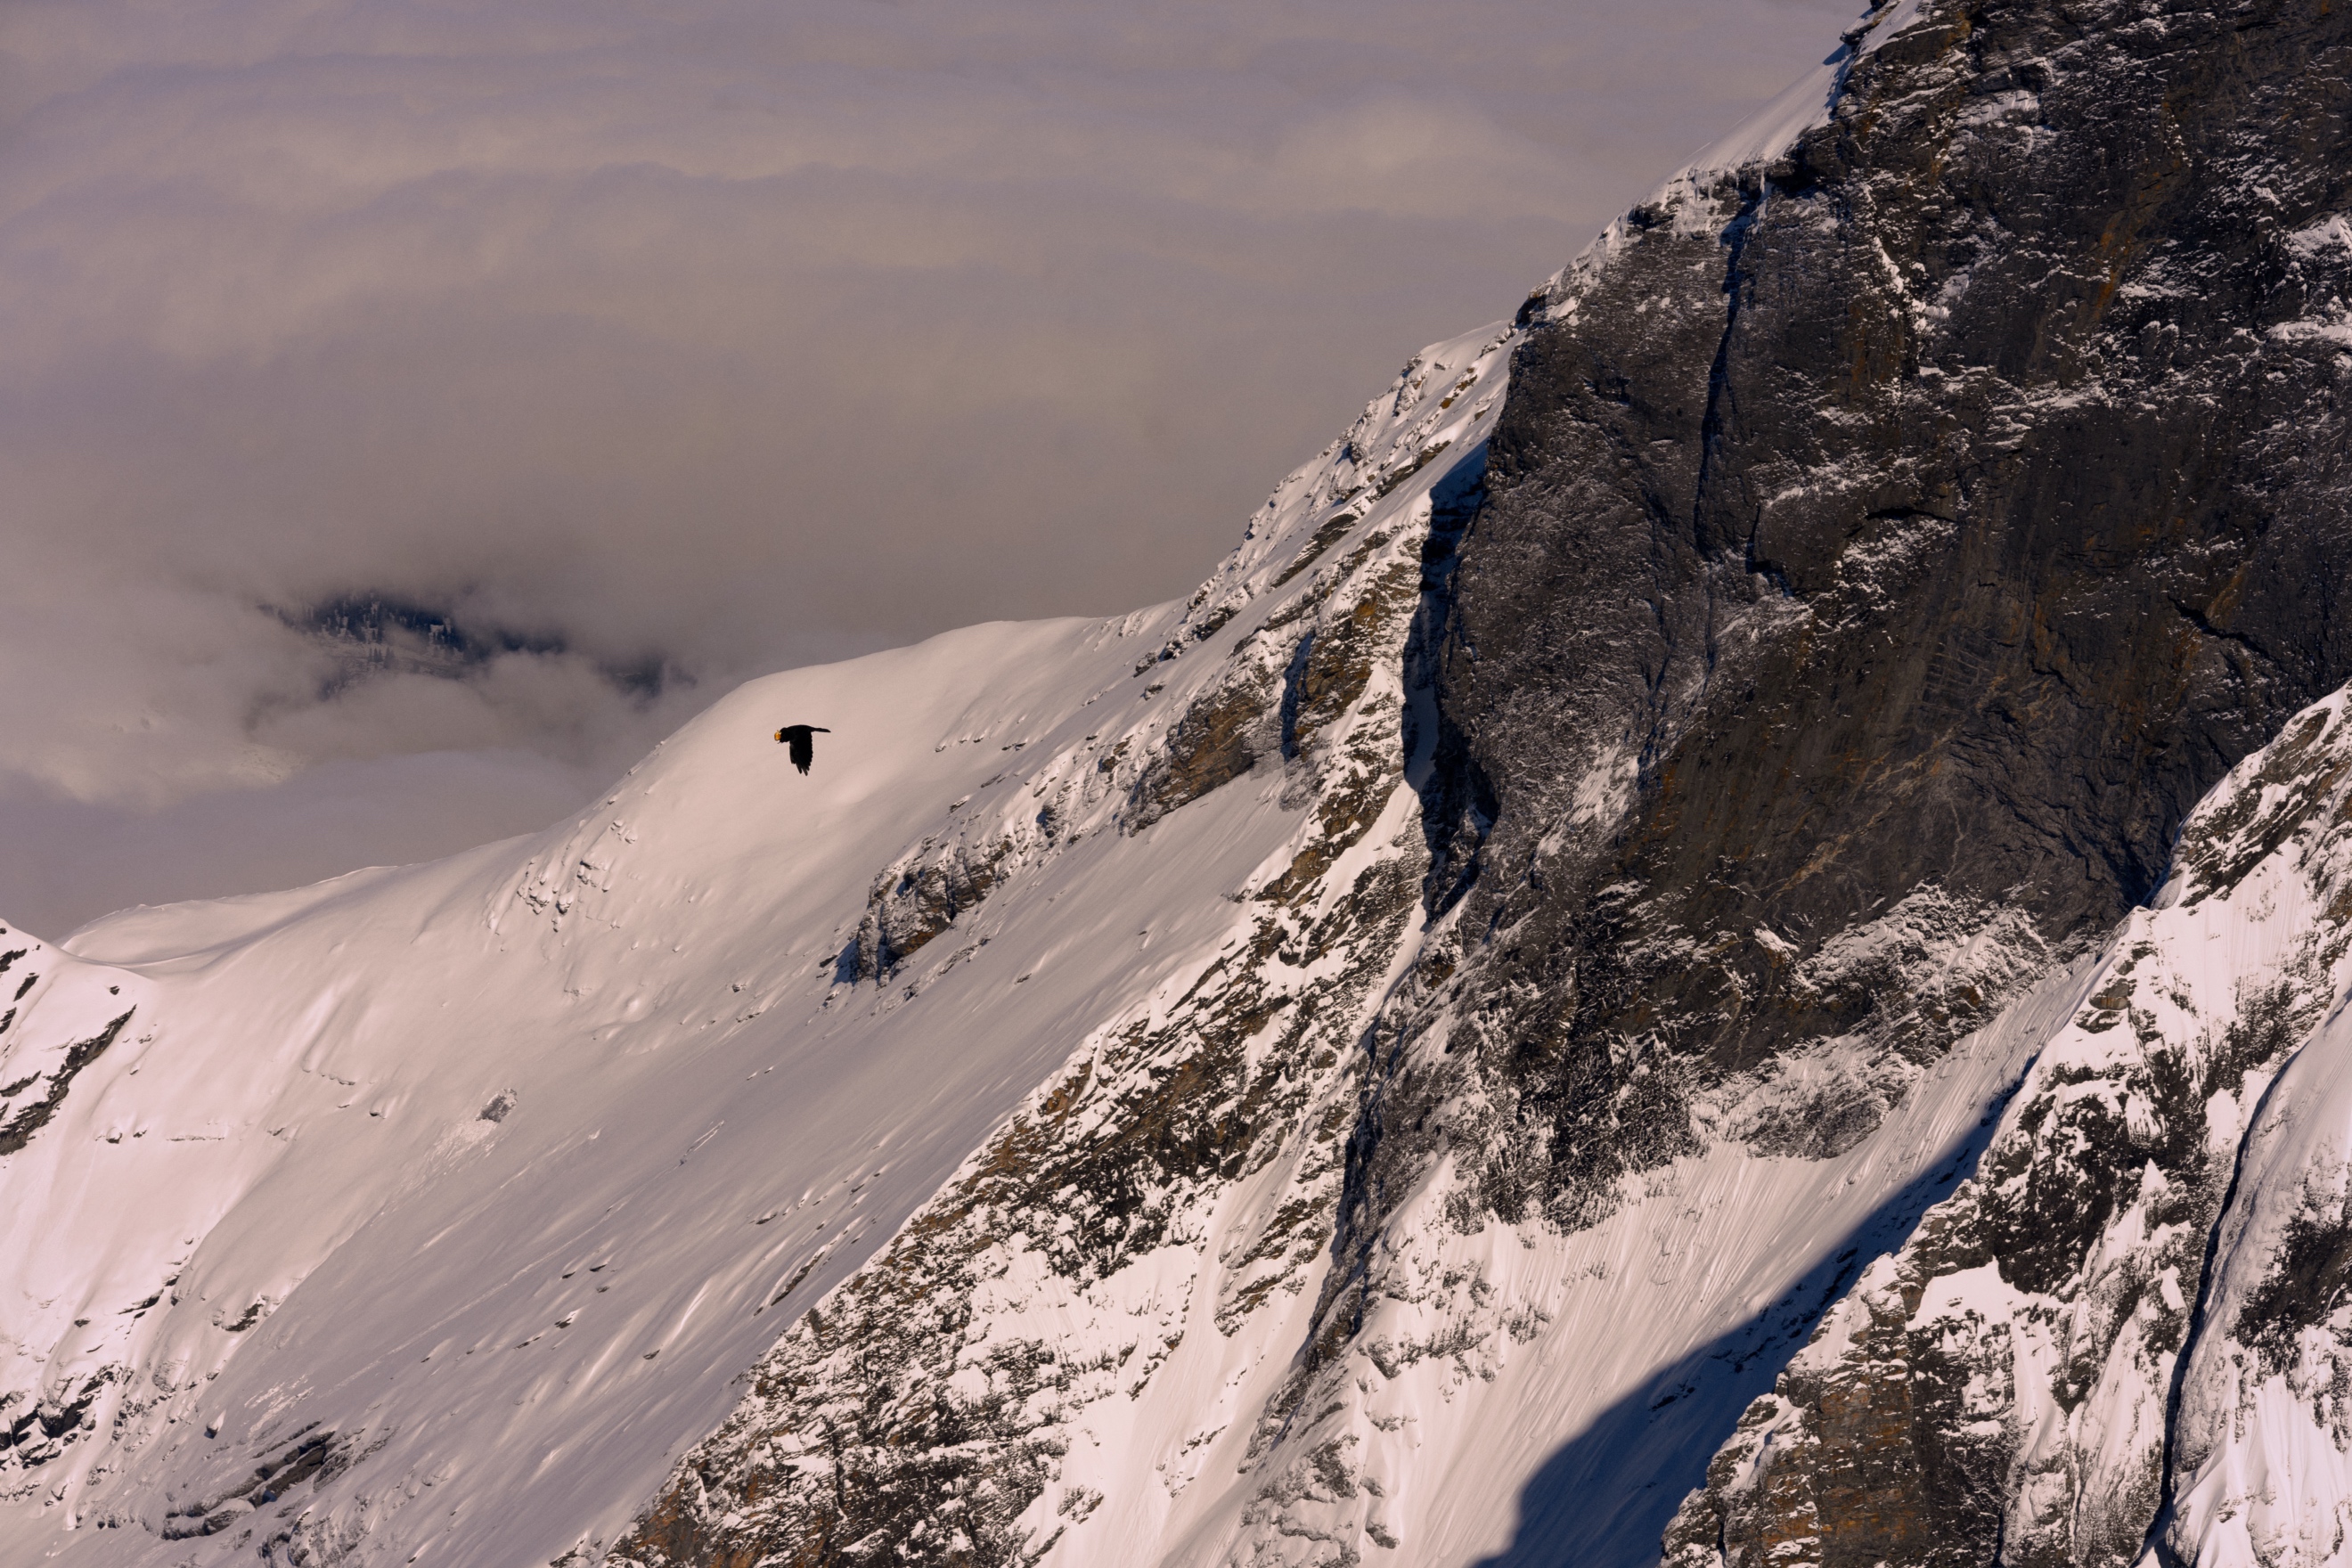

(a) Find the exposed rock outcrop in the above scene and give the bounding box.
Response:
[1398,0,2352,1239]
[1665,688,2352,1568]
[610,3,2352,1564]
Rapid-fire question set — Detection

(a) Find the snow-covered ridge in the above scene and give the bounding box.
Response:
[0,314,1515,1567]
[11,0,2348,1561]
[601,319,1520,1564]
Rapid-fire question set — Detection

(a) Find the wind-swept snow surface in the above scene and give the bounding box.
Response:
[0,318,1517,1566]
[1,614,1259,1564]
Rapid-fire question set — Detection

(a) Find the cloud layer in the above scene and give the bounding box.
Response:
[0,0,1861,937]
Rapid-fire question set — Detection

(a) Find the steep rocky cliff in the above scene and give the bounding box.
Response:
[5,2,2352,1565]
[607,0,2352,1562]
[1404,0,2352,1248]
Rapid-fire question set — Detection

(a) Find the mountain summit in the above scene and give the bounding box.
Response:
[6,1,2352,1564]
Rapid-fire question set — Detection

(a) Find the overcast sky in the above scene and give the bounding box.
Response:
[0,0,1860,939]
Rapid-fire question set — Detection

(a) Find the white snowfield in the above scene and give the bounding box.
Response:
[0,312,1524,1568]
[11,6,2333,1562]
[1,611,1273,1564]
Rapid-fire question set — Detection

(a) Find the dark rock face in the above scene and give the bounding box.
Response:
[0,1009,133,1157]
[600,5,2352,1564]
[1409,0,2352,1229]
[1662,688,2352,1568]
[843,835,1016,982]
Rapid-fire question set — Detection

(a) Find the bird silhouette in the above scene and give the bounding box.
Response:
[774,724,831,774]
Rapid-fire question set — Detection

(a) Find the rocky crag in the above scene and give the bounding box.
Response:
[615,0,2352,1563]
[1404,0,2352,1243]
[7,2,2352,1565]
[1665,691,2352,1567]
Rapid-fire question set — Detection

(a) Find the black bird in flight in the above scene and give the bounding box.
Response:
[774,725,831,774]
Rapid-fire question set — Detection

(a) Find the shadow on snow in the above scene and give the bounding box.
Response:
[1467,1068,2026,1568]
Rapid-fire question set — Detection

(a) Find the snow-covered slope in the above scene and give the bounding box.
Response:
[30,646,2352,1568]
[12,1,2352,1564]
[0,319,1516,1566]
[1,614,1220,1564]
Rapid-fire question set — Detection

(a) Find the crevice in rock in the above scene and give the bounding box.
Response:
[1278,633,1314,761]
[1694,184,1769,567]
[1406,450,1494,919]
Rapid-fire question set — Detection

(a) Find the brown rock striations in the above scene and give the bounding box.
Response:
[842,836,1017,984]
[1126,672,1278,835]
